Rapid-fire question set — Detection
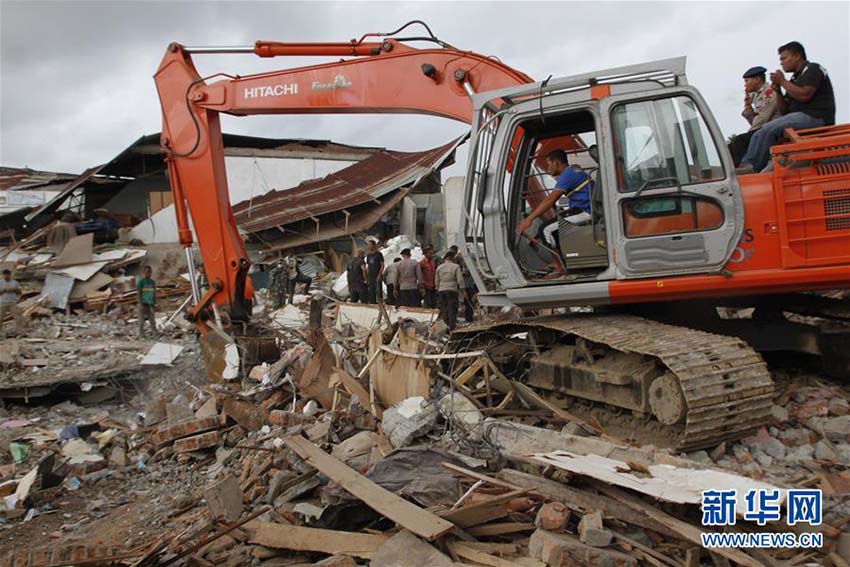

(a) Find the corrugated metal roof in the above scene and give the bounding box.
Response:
[100,133,385,178]
[233,139,462,234]
[0,167,78,191]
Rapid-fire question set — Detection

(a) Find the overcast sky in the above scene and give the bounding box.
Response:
[1,1,847,176]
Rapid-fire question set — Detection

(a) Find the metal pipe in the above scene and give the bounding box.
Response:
[461,81,476,98]
[185,248,200,305]
[183,45,255,54]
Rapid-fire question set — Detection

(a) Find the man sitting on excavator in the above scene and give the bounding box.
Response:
[516,149,592,250]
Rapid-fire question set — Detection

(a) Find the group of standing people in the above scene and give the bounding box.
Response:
[268,256,312,308]
[730,41,835,173]
[346,239,476,330]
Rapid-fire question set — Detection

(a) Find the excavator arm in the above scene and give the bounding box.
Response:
[154,27,579,330]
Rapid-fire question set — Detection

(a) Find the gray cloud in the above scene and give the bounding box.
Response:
[1,1,847,175]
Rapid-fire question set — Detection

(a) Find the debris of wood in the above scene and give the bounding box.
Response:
[247,522,388,559]
[283,435,454,541]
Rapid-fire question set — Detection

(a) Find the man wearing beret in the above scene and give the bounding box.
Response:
[728,66,780,167]
[737,41,835,173]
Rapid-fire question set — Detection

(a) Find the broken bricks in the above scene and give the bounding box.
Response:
[174,430,223,453]
[530,529,638,567]
[151,414,224,446]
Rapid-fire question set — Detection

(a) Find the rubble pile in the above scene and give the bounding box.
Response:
[0,274,847,566]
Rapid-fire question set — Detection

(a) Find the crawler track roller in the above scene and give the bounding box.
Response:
[453,314,775,451]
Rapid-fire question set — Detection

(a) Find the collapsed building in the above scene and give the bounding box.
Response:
[3,134,459,260]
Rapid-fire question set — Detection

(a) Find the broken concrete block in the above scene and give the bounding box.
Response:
[370,530,453,567]
[109,446,128,467]
[787,443,816,464]
[223,398,268,431]
[814,440,840,461]
[331,431,376,467]
[530,529,637,567]
[145,397,167,426]
[779,428,815,447]
[742,428,786,459]
[829,397,850,417]
[437,392,483,429]
[265,469,297,504]
[195,397,218,419]
[292,502,324,522]
[535,501,570,532]
[578,510,612,548]
[809,416,850,443]
[381,397,438,448]
[205,474,243,522]
[174,430,222,453]
[167,394,194,425]
[770,404,789,422]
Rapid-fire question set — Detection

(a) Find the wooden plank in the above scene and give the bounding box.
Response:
[248,522,387,559]
[332,368,382,419]
[611,531,681,567]
[380,344,486,360]
[596,484,766,567]
[511,381,601,434]
[441,462,522,491]
[455,357,487,387]
[370,330,431,407]
[466,523,535,537]
[284,435,454,541]
[448,541,523,567]
[439,489,530,529]
[297,333,335,409]
[461,542,522,555]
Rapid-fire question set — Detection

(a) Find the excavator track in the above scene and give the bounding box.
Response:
[453,314,775,451]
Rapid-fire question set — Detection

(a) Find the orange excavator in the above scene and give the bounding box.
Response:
[154,22,850,449]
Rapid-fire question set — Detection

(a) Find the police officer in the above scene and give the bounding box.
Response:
[728,66,781,166]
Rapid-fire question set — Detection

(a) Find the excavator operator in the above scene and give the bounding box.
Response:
[516,149,592,250]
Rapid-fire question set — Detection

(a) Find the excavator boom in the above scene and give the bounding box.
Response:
[154,32,577,327]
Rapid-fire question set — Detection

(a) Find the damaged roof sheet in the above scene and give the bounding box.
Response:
[233,139,463,234]
[0,167,79,191]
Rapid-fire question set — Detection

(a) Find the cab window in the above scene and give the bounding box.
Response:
[622,195,724,237]
[612,96,724,192]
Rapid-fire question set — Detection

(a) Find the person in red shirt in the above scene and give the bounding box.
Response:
[419,244,437,309]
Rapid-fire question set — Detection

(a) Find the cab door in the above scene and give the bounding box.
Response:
[599,88,743,278]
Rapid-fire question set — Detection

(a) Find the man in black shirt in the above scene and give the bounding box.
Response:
[346,250,367,304]
[365,238,384,304]
[738,41,835,173]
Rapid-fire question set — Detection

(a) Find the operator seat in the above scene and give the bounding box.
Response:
[558,144,609,270]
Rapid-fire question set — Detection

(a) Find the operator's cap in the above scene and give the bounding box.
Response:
[742,66,767,78]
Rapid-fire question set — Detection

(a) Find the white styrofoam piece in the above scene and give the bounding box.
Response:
[140,342,184,365]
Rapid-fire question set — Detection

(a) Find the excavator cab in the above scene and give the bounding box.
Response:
[461,57,744,307]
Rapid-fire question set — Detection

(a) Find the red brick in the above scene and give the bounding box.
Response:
[535,502,570,532]
[174,430,222,453]
[67,459,107,477]
[530,529,637,567]
[268,410,314,427]
[223,399,268,431]
[151,415,223,446]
